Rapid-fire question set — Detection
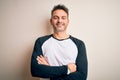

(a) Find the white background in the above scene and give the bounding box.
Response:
[0,0,120,80]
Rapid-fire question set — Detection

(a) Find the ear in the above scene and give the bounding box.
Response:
[50,18,52,24]
[68,18,69,23]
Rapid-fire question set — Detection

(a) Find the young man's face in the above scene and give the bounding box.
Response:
[50,9,69,32]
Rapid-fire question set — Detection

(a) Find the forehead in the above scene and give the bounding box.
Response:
[52,9,68,16]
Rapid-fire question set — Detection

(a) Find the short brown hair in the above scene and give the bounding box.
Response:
[51,4,69,16]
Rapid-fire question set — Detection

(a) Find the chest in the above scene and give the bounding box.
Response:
[41,37,78,65]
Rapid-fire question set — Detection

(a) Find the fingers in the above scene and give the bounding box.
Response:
[37,55,44,62]
[36,56,43,64]
[37,55,45,64]
[36,55,49,65]
[67,63,76,73]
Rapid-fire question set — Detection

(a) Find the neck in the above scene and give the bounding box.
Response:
[53,32,69,40]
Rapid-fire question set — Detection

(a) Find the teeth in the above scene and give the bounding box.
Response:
[58,24,62,25]
[57,24,62,26]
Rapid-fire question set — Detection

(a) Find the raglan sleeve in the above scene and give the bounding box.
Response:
[31,38,68,78]
[65,40,88,80]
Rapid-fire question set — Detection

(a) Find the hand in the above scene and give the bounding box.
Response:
[36,55,49,66]
[67,63,76,73]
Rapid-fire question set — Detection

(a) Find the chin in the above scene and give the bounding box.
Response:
[57,30,65,32]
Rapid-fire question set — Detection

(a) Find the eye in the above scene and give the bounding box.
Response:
[52,16,58,19]
[62,16,67,20]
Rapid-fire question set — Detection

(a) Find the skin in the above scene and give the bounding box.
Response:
[36,9,76,73]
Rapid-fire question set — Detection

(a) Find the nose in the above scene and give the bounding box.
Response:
[58,18,62,23]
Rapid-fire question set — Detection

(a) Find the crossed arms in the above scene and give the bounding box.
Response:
[37,55,76,73]
[31,37,88,80]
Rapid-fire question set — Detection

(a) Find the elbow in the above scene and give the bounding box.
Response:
[31,67,38,77]
[31,65,48,78]
[31,67,42,78]
[31,64,41,77]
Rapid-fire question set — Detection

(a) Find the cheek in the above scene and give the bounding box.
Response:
[65,20,69,24]
[51,20,57,24]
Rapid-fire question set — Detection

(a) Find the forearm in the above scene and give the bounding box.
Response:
[31,56,68,78]
[50,71,87,80]
[66,72,86,80]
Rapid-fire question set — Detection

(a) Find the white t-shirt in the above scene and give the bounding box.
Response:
[40,37,78,80]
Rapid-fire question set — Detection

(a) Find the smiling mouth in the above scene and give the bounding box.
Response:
[57,24,63,26]
[56,23,64,26]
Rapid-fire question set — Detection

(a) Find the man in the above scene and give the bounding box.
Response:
[31,4,88,80]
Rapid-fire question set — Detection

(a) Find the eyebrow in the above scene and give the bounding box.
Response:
[52,15,67,17]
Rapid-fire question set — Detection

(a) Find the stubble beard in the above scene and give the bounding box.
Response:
[53,23,67,32]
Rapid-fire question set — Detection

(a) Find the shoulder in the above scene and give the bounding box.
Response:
[35,34,52,44]
[70,36,86,54]
[70,35,85,45]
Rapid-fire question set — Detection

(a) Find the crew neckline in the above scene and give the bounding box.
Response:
[52,34,71,41]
